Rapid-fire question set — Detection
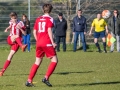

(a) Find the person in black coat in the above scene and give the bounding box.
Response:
[54,13,67,52]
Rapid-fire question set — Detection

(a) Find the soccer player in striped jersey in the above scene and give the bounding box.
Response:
[25,4,58,87]
[0,12,27,76]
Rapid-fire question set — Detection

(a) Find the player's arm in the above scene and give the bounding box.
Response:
[33,30,37,41]
[89,20,95,36]
[105,25,108,34]
[17,25,26,35]
[48,27,57,48]
[89,26,94,35]
[4,25,11,32]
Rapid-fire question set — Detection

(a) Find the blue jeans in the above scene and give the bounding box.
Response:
[23,34,31,51]
[56,36,66,51]
[73,32,86,51]
[110,32,120,52]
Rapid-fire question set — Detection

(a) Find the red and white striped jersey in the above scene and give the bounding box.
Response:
[9,20,25,37]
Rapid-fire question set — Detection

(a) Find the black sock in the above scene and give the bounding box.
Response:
[103,42,106,51]
[95,43,101,51]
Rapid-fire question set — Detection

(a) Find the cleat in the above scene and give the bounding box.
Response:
[21,44,27,52]
[42,78,52,87]
[0,71,3,76]
[25,81,34,87]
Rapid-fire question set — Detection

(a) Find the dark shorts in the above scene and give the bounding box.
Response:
[94,31,105,38]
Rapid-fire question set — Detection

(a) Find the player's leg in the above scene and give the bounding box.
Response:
[101,31,107,53]
[44,56,58,80]
[25,47,44,87]
[94,38,101,52]
[0,44,19,76]
[42,47,58,87]
[42,56,58,87]
[11,35,27,52]
[26,57,43,87]
[102,37,107,53]
[94,32,101,53]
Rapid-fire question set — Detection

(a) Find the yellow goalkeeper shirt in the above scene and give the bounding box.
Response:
[91,18,107,32]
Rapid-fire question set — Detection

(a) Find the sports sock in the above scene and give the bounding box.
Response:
[1,60,11,73]
[103,42,106,50]
[95,42,101,51]
[16,37,22,46]
[45,62,57,80]
[28,64,39,83]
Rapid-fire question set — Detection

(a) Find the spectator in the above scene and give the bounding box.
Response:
[108,9,120,52]
[72,9,87,52]
[22,14,31,52]
[89,13,108,53]
[54,12,67,52]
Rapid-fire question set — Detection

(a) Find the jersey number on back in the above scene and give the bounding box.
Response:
[38,22,46,33]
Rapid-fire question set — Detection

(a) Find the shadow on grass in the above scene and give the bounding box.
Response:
[54,71,93,75]
[0,84,15,87]
[65,81,120,87]
[3,74,29,76]
[3,71,93,76]
[66,44,94,52]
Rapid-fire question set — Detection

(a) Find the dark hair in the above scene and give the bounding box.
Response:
[9,12,17,18]
[78,9,82,12]
[22,14,29,25]
[58,12,63,16]
[114,9,119,16]
[42,4,53,13]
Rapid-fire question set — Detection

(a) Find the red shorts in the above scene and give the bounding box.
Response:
[7,36,19,51]
[36,46,56,58]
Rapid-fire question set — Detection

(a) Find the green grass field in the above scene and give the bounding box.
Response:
[0,45,120,90]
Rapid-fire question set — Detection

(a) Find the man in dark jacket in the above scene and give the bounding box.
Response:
[72,9,87,52]
[108,9,120,52]
[54,13,67,52]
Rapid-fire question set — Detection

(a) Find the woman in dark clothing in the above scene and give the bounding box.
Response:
[108,9,120,52]
[22,14,31,52]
